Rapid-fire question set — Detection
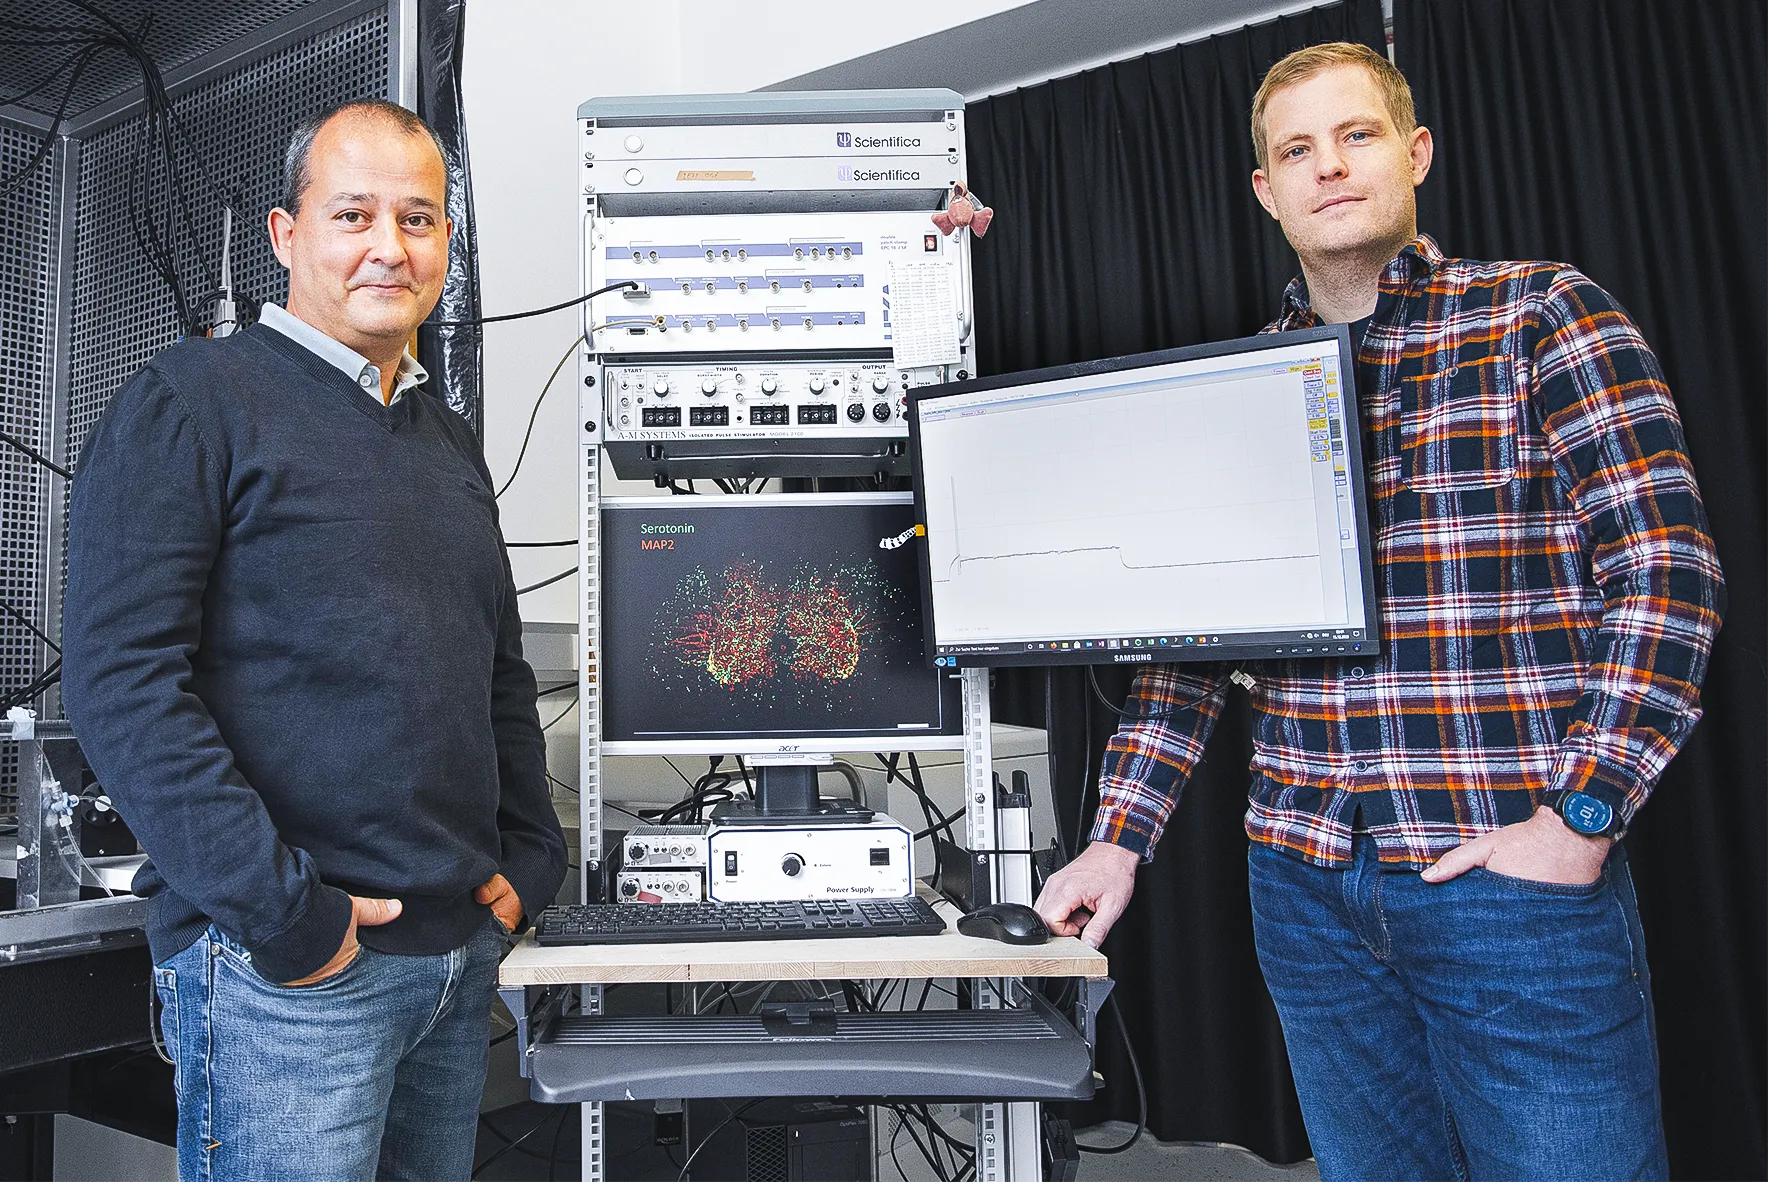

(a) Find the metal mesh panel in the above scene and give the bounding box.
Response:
[66,8,391,483]
[0,124,56,823]
[0,1,322,120]
[745,1123,789,1182]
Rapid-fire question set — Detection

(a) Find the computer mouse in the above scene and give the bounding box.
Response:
[957,902,1050,946]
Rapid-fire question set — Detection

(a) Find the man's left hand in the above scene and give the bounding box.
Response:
[475,873,524,932]
[1420,805,1611,886]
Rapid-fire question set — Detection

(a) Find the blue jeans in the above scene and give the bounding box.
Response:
[152,915,507,1181]
[1248,835,1668,1182]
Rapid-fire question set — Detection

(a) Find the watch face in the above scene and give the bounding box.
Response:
[1562,792,1614,835]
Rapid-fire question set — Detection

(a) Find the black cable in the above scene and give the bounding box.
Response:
[1076,993,1147,1154]
[536,680,578,698]
[541,694,578,732]
[430,280,641,327]
[507,539,574,548]
[471,1107,569,1177]
[1085,663,1233,723]
[676,1098,765,1181]
[0,600,59,653]
[495,334,582,499]
[547,1102,572,1182]
[518,567,577,596]
[476,1112,574,1166]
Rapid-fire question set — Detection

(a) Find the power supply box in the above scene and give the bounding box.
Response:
[706,816,913,903]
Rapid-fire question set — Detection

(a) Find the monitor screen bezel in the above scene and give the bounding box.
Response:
[597,491,967,755]
[905,325,1382,668]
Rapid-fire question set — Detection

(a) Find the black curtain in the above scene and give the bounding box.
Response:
[969,0,1387,1164]
[416,0,485,432]
[1401,3,1767,1178]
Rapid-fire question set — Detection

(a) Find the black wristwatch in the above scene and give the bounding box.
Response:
[1553,790,1626,840]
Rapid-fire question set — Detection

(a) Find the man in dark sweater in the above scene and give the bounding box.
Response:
[61,100,566,1181]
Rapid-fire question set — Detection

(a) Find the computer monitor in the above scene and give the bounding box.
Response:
[599,492,966,756]
[906,325,1380,667]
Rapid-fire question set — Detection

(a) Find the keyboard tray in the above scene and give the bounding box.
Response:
[525,989,1094,1103]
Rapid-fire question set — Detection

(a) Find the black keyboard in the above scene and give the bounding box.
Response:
[535,897,948,945]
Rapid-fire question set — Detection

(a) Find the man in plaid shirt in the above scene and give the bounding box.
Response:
[1033,43,1723,1181]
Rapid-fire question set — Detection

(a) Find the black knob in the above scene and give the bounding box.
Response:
[845,402,865,423]
[871,402,892,422]
[628,844,646,862]
[781,854,804,877]
[620,879,638,897]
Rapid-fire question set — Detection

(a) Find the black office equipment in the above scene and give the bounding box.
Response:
[534,897,947,945]
[957,902,1051,946]
[599,492,965,755]
[907,325,1382,666]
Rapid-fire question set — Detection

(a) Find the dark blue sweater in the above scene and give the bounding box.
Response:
[62,325,567,983]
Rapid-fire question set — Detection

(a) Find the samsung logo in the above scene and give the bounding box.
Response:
[1113,653,1153,663]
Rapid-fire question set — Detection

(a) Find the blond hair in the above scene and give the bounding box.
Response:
[1250,42,1416,170]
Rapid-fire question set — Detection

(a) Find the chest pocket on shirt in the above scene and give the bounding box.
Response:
[1399,355,1520,493]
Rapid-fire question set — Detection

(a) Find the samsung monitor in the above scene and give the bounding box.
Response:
[907,325,1380,667]
[599,492,965,755]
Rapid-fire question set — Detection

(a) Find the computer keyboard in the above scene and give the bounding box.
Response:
[535,897,948,945]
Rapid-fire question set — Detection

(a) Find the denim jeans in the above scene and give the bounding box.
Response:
[1248,834,1668,1182]
[152,913,507,1181]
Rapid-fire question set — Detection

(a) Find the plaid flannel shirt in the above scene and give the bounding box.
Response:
[1092,236,1724,867]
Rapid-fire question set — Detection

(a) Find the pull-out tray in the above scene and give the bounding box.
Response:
[526,990,1094,1103]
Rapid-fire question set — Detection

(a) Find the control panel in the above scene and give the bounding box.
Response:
[706,818,913,903]
[587,211,960,355]
[603,359,943,440]
[616,869,706,903]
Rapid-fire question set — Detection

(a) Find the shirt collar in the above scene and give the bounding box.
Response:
[258,302,428,405]
[1278,233,1445,327]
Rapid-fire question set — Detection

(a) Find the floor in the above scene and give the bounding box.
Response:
[472,1104,1321,1181]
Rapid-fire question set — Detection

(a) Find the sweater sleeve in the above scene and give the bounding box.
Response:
[443,406,568,922]
[61,369,353,983]
[488,543,569,923]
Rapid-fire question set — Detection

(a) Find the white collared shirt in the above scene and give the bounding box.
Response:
[258,302,429,406]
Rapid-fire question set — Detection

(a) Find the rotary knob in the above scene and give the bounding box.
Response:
[871,374,891,394]
[701,377,719,396]
[760,376,779,395]
[807,375,826,395]
[781,854,804,877]
[651,376,671,397]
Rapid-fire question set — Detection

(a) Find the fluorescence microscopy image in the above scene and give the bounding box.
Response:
[656,558,897,699]
[600,498,958,744]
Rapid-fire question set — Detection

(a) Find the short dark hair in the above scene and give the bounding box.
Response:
[281,99,450,215]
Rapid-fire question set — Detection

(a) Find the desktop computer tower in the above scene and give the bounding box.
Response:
[690,1099,871,1182]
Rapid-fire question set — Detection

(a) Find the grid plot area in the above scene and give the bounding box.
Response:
[0,124,56,821]
[0,1,320,119]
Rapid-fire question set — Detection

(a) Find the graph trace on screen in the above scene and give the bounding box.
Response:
[911,331,1376,664]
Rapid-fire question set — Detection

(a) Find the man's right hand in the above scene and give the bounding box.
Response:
[1033,841,1140,949]
[283,894,402,986]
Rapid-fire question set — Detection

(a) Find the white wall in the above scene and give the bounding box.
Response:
[462,0,1032,624]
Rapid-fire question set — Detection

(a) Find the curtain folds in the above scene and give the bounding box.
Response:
[971,1,1765,1175]
[1402,4,1766,1177]
[970,2,1387,1163]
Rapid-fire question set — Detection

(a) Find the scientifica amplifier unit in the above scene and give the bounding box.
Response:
[588,211,961,356]
[706,816,913,903]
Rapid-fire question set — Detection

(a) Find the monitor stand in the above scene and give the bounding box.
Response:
[709,755,874,826]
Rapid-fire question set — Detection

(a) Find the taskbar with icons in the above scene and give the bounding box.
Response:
[930,627,1377,668]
